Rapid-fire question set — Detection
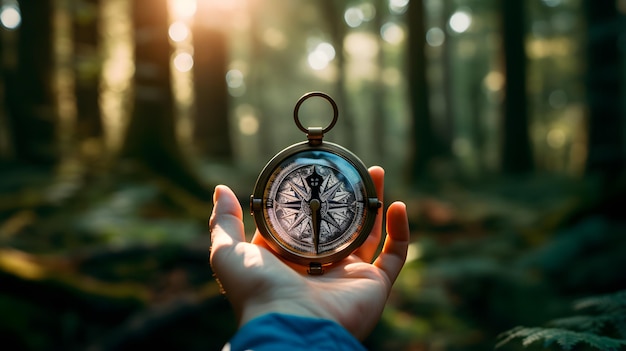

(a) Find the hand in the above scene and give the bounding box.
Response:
[208,166,410,340]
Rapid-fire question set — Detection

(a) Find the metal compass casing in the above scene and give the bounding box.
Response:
[250,92,381,275]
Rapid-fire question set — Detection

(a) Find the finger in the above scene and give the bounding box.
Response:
[209,185,246,255]
[353,166,385,262]
[373,201,409,285]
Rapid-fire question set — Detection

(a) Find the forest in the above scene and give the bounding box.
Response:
[0,0,625,350]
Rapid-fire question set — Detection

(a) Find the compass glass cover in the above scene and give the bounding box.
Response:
[261,150,368,257]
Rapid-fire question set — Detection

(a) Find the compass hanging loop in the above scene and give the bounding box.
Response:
[293,92,338,145]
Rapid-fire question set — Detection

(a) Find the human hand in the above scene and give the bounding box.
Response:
[208,166,409,340]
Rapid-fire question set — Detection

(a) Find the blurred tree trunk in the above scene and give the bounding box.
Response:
[372,0,387,161]
[320,0,355,149]
[407,0,435,180]
[73,0,104,151]
[499,0,533,174]
[192,3,232,160]
[440,0,455,154]
[247,3,272,157]
[583,0,625,183]
[121,0,209,197]
[0,19,15,160]
[4,0,57,165]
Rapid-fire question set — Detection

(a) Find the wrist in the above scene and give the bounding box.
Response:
[240,299,335,328]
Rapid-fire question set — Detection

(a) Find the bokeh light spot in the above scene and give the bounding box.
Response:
[316,42,336,60]
[226,69,244,89]
[426,27,445,47]
[382,67,401,86]
[0,5,21,29]
[173,52,194,72]
[263,28,287,49]
[389,0,409,14]
[483,71,504,92]
[344,7,364,28]
[359,3,376,21]
[308,51,329,70]
[345,32,379,59]
[239,114,259,135]
[381,22,405,45]
[307,42,335,71]
[549,90,568,109]
[449,10,472,33]
[547,129,566,148]
[168,21,189,42]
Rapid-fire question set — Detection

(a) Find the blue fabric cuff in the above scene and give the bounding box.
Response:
[225,313,366,351]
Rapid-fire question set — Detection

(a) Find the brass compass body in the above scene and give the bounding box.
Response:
[250,92,381,274]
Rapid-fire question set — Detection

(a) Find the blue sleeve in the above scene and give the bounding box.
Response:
[224,313,367,351]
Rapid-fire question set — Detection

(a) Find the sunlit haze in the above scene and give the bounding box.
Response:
[171,0,197,18]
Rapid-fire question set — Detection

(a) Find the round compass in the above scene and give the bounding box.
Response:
[250,92,381,275]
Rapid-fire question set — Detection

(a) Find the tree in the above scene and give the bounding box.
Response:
[320,0,355,150]
[73,0,104,147]
[583,0,625,184]
[4,0,57,165]
[407,0,435,181]
[499,0,534,174]
[372,0,388,161]
[121,0,209,197]
[192,3,232,160]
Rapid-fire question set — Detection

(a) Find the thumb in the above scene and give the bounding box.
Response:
[209,185,246,257]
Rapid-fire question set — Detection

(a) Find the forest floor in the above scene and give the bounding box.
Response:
[0,161,624,351]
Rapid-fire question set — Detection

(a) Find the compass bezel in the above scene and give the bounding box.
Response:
[250,140,380,266]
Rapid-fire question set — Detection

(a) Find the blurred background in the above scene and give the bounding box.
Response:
[0,0,625,350]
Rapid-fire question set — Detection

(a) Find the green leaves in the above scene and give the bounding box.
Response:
[496,289,626,350]
[497,326,626,351]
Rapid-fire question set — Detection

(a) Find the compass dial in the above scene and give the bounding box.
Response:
[268,161,363,255]
[253,146,377,265]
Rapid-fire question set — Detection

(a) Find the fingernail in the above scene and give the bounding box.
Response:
[213,185,221,204]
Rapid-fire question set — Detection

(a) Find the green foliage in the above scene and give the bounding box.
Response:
[497,327,626,351]
[497,290,626,350]
[574,290,626,314]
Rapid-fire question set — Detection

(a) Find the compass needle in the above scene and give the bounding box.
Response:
[276,200,303,209]
[309,199,321,254]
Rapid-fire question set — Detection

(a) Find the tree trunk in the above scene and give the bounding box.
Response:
[320,0,355,150]
[0,16,15,160]
[73,0,104,145]
[192,4,232,160]
[122,0,209,197]
[407,0,434,180]
[500,0,533,174]
[372,0,387,161]
[4,0,57,165]
[583,0,625,183]
[440,0,455,155]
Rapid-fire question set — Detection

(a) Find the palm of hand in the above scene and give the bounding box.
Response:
[209,167,409,341]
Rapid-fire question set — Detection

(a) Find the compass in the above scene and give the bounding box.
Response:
[250,92,381,275]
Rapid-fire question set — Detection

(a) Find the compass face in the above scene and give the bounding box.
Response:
[258,149,371,261]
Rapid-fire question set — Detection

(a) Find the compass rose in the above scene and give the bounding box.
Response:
[273,165,356,250]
